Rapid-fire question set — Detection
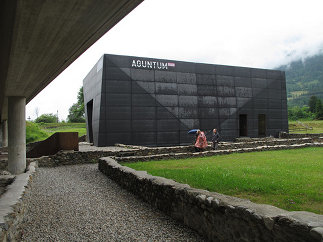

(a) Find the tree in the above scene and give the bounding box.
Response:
[307,95,323,119]
[308,96,318,113]
[67,87,85,123]
[35,113,58,123]
[288,106,314,120]
[315,99,323,119]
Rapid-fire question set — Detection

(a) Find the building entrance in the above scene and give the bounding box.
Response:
[86,100,94,143]
[258,114,266,136]
[239,114,248,136]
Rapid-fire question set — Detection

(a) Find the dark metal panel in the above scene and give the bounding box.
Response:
[179,107,198,118]
[155,70,177,83]
[220,119,237,130]
[106,132,131,145]
[155,82,177,95]
[106,80,131,93]
[132,106,156,120]
[215,65,234,76]
[219,108,237,119]
[217,97,237,107]
[179,95,198,107]
[251,68,267,78]
[234,67,251,78]
[196,74,215,85]
[131,69,154,81]
[105,67,130,80]
[178,84,197,95]
[254,99,268,109]
[195,63,215,74]
[235,87,252,98]
[179,118,200,130]
[132,132,156,145]
[132,81,155,94]
[132,94,156,106]
[217,86,235,97]
[106,120,131,132]
[252,88,268,99]
[198,108,218,118]
[106,93,131,106]
[132,120,156,131]
[157,131,179,145]
[268,99,282,109]
[267,79,282,90]
[200,119,219,130]
[235,77,252,87]
[268,89,282,99]
[237,97,253,108]
[157,119,179,131]
[177,72,196,84]
[198,96,217,107]
[216,75,234,86]
[156,106,178,119]
[106,106,131,120]
[197,85,216,96]
[155,94,178,107]
[252,78,267,88]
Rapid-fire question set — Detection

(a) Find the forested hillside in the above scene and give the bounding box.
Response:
[278,53,323,107]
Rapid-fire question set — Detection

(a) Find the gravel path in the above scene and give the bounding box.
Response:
[18,164,204,241]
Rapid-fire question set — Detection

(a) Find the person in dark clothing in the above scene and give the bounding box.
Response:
[212,128,220,150]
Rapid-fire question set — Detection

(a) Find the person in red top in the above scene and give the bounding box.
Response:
[194,129,208,152]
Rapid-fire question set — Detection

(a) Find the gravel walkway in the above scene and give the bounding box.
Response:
[18,164,204,241]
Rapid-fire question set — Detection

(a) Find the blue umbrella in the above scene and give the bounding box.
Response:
[188,129,199,134]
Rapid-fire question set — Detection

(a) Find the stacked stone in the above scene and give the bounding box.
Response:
[99,157,323,242]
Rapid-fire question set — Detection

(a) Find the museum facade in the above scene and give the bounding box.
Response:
[83,54,288,146]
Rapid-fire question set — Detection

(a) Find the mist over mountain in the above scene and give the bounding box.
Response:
[278,52,323,107]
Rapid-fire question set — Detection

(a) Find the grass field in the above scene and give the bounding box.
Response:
[289,120,323,134]
[38,123,87,136]
[123,147,323,214]
[26,122,86,143]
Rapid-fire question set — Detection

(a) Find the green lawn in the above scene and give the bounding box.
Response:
[38,123,86,137]
[123,147,323,214]
[289,120,323,134]
[26,122,86,143]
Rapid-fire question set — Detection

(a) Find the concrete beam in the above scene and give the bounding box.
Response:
[8,96,25,174]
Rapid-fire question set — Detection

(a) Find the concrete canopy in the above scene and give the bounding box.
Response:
[0,0,143,121]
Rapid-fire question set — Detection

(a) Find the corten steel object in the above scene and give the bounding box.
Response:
[27,132,79,158]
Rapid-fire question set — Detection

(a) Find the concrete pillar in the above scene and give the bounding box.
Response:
[8,97,26,174]
[1,120,8,147]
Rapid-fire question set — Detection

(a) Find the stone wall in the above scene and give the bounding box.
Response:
[115,142,323,163]
[28,150,120,167]
[279,132,323,139]
[27,138,323,166]
[0,162,37,241]
[115,137,323,157]
[99,157,323,242]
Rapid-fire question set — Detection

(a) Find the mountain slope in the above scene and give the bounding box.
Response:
[278,53,323,106]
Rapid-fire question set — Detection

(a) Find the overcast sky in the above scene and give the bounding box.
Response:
[26,0,323,121]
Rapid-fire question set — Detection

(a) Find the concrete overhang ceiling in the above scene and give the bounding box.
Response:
[0,0,143,120]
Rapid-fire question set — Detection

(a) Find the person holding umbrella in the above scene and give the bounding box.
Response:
[194,129,208,152]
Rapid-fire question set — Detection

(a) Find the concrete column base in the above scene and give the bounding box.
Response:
[1,120,8,147]
[8,97,26,174]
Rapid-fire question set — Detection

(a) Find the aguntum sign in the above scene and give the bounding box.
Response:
[131,59,175,70]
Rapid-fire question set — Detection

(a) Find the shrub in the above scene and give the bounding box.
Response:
[35,113,58,123]
[26,121,48,143]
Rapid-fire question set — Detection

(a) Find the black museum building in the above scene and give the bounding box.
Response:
[83,54,288,146]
